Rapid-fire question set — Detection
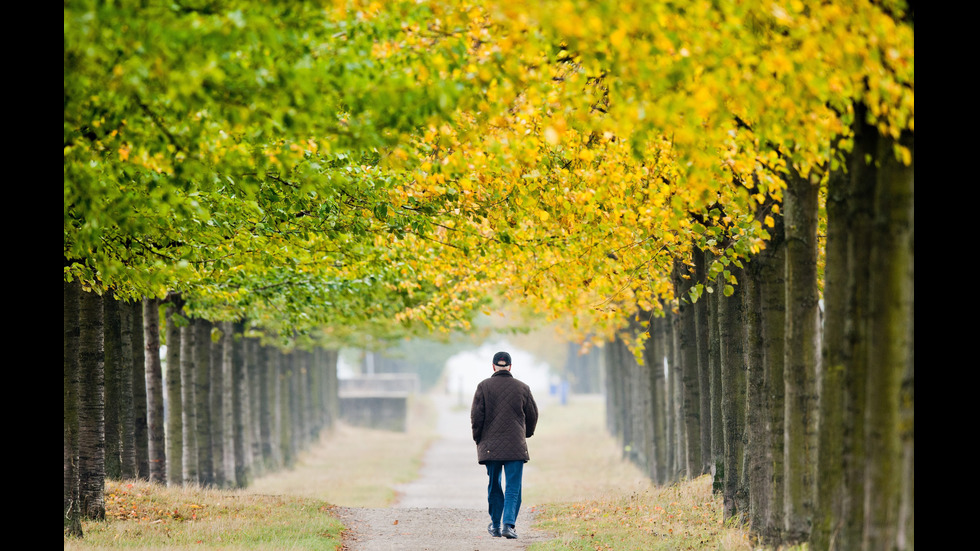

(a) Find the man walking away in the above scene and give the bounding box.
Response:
[470,351,539,539]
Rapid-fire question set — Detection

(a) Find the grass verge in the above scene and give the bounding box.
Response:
[529,475,756,551]
[64,479,343,550]
[523,395,758,550]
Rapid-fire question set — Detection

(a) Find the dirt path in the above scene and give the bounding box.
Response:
[336,393,552,550]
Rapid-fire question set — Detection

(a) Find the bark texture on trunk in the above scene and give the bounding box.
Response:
[863,124,913,551]
[180,321,198,484]
[644,316,668,485]
[103,292,122,479]
[232,322,252,489]
[719,269,746,521]
[761,213,786,542]
[782,169,820,543]
[221,321,236,486]
[814,167,850,551]
[119,300,138,479]
[165,302,183,486]
[674,262,702,478]
[195,319,214,486]
[64,279,83,537]
[79,289,105,520]
[131,300,149,480]
[692,247,713,477]
[144,299,166,484]
[744,259,772,535]
[211,323,227,487]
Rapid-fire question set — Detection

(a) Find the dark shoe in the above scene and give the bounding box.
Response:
[488,523,501,537]
[502,525,518,539]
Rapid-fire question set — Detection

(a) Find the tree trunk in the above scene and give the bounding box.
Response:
[131,300,149,480]
[744,257,772,534]
[813,167,849,551]
[782,169,820,543]
[232,322,252,488]
[64,279,83,537]
[165,301,183,486]
[103,291,122,479]
[761,212,786,542]
[646,315,668,485]
[693,246,713,477]
[79,288,105,520]
[674,261,702,478]
[260,346,280,471]
[211,322,227,487]
[719,269,746,522]
[144,298,166,484]
[195,319,214,486]
[280,351,295,468]
[863,124,914,551]
[180,320,198,484]
[248,339,264,477]
[708,267,724,495]
[221,321,236,487]
[118,299,138,478]
[899,193,914,551]
[663,310,676,481]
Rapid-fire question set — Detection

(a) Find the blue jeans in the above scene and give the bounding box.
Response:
[485,460,523,528]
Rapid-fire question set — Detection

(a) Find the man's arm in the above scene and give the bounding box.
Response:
[470,384,485,443]
[524,389,538,438]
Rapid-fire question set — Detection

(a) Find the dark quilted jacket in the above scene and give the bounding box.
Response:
[471,370,539,464]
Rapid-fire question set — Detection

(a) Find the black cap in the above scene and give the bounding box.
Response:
[492,351,512,367]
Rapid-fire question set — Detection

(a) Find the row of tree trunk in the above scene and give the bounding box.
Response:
[63,290,340,537]
[602,115,913,549]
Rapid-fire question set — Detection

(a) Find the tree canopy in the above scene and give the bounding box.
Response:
[65,0,913,347]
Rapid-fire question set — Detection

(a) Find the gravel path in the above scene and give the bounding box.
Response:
[336,393,552,550]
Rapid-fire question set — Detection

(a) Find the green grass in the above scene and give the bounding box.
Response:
[521,395,763,551]
[64,479,344,550]
[65,396,436,549]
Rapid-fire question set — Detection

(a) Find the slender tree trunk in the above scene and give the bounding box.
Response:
[898,190,914,551]
[261,346,280,471]
[210,323,226,487]
[663,310,676,481]
[863,125,914,551]
[744,258,772,534]
[221,321,236,487]
[180,321,198,484]
[119,300,138,478]
[761,212,786,542]
[195,319,214,486]
[79,288,105,519]
[144,299,166,483]
[674,261,702,478]
[280,351,295,468]
[719,269,746,522]
[782,169,820,543]
[165,301,183,486]
[270,348,284,470]
[248,339,264,477]
[669,309,687,480]
[233,322,252,488]
[648,315,668,485]
[693,247,713,477]
[131,300,149,480]
[709,268,724,494]
[64,279,83,537]
[814,167,849,550]
[103,291,122,479]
